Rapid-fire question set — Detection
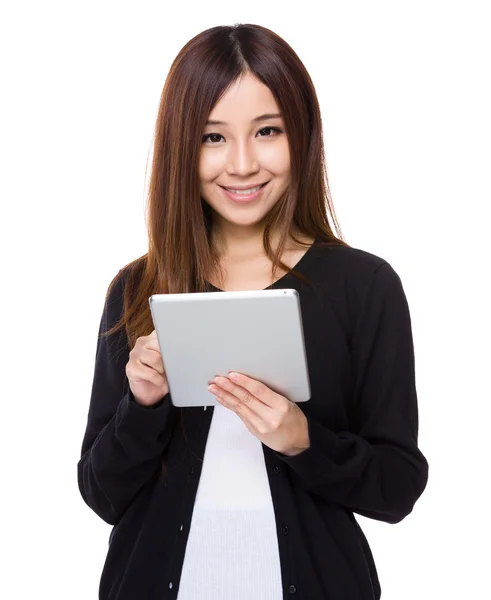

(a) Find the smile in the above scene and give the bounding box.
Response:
[220,182,269,203]
[222,183,267,195]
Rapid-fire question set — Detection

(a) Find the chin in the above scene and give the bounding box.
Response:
[219,213,267,228]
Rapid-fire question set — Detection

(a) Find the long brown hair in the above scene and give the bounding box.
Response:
[101,23,349,350]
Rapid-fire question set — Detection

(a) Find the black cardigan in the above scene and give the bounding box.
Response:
[77,241,429,599]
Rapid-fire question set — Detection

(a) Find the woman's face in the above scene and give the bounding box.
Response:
[199,72,291,234]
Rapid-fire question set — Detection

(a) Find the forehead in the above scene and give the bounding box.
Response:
[207,73,280,124]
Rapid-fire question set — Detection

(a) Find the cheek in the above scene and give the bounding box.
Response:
[199,151,223,182]
[260,142,290,175]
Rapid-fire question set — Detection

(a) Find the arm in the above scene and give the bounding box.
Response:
[77,270,176,525]
[275,262,429,524]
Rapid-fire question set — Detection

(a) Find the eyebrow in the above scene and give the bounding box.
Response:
[205,113,283,126]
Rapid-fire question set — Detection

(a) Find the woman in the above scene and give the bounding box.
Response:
[78,23,429,600]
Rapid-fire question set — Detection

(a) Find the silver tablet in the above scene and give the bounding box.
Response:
[149,289,311,408]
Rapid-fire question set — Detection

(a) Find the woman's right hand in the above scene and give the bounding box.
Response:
[126,330,169,406]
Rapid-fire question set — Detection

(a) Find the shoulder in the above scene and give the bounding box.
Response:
[107,257,146,304]
[310,242,393,286]
[306,243,407,321]
[105,269,127,310]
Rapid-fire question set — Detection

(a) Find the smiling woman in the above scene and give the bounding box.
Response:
[77,22,428,600]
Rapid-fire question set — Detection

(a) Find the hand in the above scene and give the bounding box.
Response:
[126,330,169,407]
[208,372,310,456]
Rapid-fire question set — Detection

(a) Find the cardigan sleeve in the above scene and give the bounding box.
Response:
[275,262,429,524]
[77,270,176,526]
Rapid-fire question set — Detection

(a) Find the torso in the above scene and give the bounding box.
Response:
[209,235,315,292]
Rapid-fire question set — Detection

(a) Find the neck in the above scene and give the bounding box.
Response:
[211,220,304,262]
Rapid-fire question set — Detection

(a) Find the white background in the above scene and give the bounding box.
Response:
[1,1,489,598]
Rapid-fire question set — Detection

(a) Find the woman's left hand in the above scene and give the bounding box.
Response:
[208,372,310,457]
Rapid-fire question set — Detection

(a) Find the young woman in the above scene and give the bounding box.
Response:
[78,23,429,600]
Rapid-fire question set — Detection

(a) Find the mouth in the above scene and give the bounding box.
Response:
[219,182,268,193]
[219,181,269,203]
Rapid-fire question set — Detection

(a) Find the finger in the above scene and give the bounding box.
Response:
[227,372,280,408]
[144,335,161,352]
[140,349,165,375]
[209,383,256,417]
[134,334,158,354]
[137,332,163,358]
[210,377,274,423]
[215,378,258,407]
[126,361,167,387]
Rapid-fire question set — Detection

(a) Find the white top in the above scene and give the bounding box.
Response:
[176,404,283,599]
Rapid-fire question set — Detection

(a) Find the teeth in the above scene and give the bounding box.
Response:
[226,184,263,195]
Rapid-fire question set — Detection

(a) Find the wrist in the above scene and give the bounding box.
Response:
[131,392,168,409]
[281,440,310,457]
[282,412,311,456]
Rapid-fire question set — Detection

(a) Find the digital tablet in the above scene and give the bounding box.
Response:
[148,289,311,408]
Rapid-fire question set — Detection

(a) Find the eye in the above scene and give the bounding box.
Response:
[202,133,224,144]
[201,126,283,144]
[257,126,282,137]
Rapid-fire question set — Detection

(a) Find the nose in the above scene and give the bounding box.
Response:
[226,138,260,177]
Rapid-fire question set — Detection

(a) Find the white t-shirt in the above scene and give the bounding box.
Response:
[176,405,283,599]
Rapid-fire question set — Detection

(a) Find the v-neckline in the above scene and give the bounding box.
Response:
[206,237,319,292]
